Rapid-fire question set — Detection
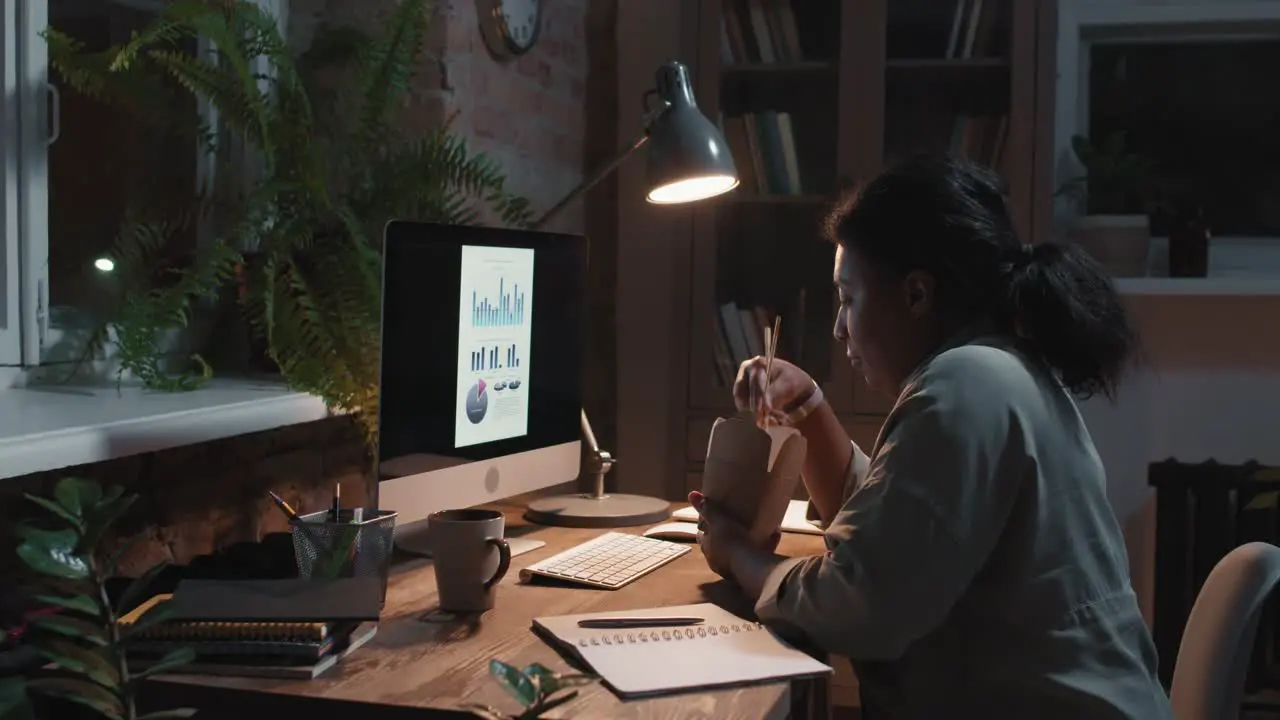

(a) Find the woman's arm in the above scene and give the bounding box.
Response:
[793,400,855,524]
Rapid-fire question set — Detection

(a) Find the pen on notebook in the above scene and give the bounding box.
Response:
[267,491,300,522]
[577,616,706,629]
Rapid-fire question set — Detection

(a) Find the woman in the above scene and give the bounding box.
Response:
[692,155,1171,718]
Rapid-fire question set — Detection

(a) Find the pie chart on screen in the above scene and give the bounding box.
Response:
[465,379,488,424]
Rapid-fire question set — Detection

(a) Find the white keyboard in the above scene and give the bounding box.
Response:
[518,532,691,589]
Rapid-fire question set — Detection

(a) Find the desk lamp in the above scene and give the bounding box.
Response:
[523,60,739,528]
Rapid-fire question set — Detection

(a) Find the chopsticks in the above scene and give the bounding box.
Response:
[758,315,782,429]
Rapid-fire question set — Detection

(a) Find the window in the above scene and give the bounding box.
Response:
[1088,38,1280,238]
[3,0,282,369]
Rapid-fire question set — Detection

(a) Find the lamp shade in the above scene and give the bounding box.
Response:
[644,62,739,204]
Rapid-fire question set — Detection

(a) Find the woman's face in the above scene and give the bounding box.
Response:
[832,245,938,398]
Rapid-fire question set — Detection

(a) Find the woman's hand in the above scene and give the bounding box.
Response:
[733,357,817,427]
[690,491,781,582]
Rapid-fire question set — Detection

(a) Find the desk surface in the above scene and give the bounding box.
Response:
[156,507,827,719]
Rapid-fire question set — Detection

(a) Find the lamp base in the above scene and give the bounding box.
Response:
[523,493,672,528]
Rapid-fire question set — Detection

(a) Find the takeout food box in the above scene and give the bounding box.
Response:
[700,417,807,544]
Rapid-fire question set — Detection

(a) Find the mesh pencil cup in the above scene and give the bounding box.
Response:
[291,509,398,606]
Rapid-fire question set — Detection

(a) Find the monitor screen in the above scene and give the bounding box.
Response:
[377,222,585,473]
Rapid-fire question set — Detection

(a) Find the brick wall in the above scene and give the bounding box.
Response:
[0,0,622,581]
[0,417,369,579]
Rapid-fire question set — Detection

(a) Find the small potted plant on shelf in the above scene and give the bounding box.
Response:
[1057,131,1158,277]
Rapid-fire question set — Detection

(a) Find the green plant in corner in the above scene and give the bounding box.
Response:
[7,477,193,720]
[463,660,597,719]
[1057,131,1157,216]
[48,0,535,440]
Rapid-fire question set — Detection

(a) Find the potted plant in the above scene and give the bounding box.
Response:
[1057,131,1157,277]
[46,0,534,440]
[0,477,192,720]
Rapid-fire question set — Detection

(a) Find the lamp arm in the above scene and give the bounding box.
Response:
[529,131,651,232]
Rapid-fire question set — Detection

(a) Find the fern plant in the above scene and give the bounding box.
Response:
[45,22,238,392]
[49,0,534,441]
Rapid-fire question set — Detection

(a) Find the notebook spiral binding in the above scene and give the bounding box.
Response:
[576,621,765,647]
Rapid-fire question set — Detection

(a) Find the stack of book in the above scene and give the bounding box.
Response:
[119,577,382,680]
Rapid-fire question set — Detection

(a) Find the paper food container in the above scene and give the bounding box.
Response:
[700,416,807,544]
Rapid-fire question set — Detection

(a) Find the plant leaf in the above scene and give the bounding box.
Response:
[0,676,34,720]
[81,493,138,555]
[131,646,195,680]
[137,710,198,720]
[489,658,539,708]
[116,560,171,617]
[23,493,84,529]
[55,477,102,518]
[34,638,122,689]
[34,593,102,617]
[30,613,110,646]
[17,538,91,580]
[26,677,125,718]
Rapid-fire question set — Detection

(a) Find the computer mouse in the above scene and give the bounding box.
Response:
[642,522,701,542]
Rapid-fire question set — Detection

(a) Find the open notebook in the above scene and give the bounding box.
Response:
[532,603,832,698]
[672,499,824,536]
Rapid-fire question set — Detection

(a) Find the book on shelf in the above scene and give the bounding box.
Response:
[719,0,810,197]
[943,0,1009,170]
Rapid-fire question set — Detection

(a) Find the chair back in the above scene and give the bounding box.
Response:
[1171,542,1280,720]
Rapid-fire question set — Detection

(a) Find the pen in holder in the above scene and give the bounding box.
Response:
[291,509,399,606]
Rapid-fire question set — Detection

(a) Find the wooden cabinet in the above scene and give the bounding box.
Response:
[613,0,1057,503]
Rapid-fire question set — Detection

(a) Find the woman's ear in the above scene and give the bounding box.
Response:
[901,270,936,318]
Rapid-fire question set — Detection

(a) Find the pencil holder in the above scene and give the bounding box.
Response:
[291,509,398,605]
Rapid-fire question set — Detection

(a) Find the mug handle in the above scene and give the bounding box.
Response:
[484,538,512,590]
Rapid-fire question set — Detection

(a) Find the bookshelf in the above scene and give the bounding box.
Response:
[676,0,1057,486]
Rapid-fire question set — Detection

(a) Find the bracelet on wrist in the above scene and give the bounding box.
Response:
[782,382,823,427]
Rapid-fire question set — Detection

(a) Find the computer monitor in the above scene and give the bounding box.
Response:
[376,221,587,556]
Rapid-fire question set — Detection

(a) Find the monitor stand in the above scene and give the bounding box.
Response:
[393,522,547,559]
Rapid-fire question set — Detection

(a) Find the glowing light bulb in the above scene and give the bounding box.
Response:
[93,257,115,273]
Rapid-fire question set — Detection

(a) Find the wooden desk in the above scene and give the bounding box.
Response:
[152,509,830,720]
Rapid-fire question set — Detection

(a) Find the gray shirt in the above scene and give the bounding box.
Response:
[755,332,1173,719]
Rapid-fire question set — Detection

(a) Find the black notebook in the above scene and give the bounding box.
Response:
[168,578,382,623]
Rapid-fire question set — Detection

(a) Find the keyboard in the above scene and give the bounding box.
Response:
[518,532,691,589]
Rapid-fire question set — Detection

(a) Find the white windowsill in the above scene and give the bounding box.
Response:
[1116,277,1280,296]
[0,379,330,480]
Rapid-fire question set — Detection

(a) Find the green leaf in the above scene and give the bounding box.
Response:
[0,676,33,720]
[490,658,539,708]
[25,677,123,720]
[34,593,103,617]
[23,493,84,529]
[55,477,102,517]
[132,646,196,680]
[81,493,138,555]
[34,638,122,689]
[116,560,170,617]
[17,539,91,580]
[137,710,198,720]
[30,613,110,646]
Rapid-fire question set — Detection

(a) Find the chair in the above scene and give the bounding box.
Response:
[1170,542,1280,720]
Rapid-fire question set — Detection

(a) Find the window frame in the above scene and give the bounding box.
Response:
[7,0,285,369]
[1054,0,1280,273]
[0,2,21,366]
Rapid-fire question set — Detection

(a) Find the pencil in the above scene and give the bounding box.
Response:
[267,491,300,521]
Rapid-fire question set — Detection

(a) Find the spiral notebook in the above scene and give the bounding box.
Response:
[532,603,832,698]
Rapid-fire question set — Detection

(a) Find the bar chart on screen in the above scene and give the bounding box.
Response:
[455,245,534,449]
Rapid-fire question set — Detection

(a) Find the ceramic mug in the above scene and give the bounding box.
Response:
[427,509,512,613]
